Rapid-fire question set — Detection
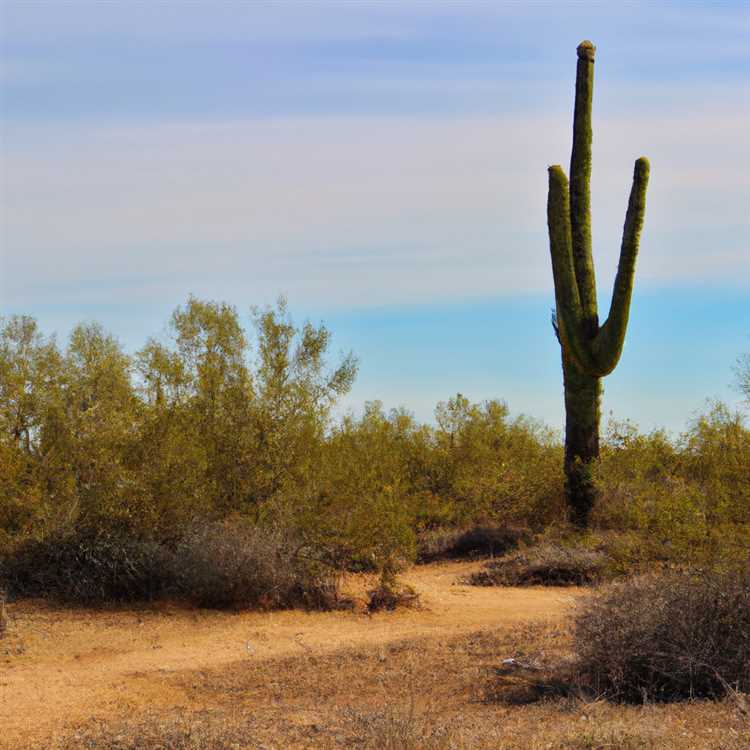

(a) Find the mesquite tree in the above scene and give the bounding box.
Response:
[547,41,649,527]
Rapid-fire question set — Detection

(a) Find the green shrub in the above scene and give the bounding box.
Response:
[431,396,565,528]
[284,401,420,577]
[5,303,749,594]
[594,410,750,569]
[574,567,750,701]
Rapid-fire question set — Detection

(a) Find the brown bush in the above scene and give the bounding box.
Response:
[467,544,608,587]
[172,520,338,610]
[0,520,339,611]
[367,583,420,612]
[573,567,750,701]
[416,524,527,563]
[0,589,7,638]
[0,530,173,603]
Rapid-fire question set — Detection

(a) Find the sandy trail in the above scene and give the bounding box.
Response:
[0,561,581,748]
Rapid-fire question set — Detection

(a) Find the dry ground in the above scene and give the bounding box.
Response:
[1,560,747,749]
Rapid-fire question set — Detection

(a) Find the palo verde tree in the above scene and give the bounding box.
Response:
[547,41,650,527]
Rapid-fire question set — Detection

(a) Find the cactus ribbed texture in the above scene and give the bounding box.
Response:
[547,41,649,527]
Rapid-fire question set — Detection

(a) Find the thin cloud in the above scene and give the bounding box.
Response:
[3,110,747,309]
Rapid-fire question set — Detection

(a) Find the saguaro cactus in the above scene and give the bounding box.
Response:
[547,41,649,527]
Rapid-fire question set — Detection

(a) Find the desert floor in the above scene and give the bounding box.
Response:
[2,561,747,749]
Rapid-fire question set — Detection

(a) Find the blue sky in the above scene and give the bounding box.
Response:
[1,1,748,433]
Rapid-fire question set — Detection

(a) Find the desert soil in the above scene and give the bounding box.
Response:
[0,561,579,748]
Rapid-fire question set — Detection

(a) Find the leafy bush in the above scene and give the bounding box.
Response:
[593,410,750,569]
[4,303,750,597]
[573,567,750,701]
[284,401,421,576]
[430,395,565,528]
[467,543,608,587]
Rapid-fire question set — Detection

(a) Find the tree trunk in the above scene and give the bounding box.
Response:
[562,354,601,527]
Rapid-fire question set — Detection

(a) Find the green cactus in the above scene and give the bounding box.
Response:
[547,41,650,527]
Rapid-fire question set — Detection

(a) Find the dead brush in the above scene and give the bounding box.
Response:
[172,519,340,610]
[343,703,453,750]
[367,581,420,613]
[416,524,527,563]
[342,647,454,750]
[0,589,7,638]
[466,543,608,587]
[573,566,750,702]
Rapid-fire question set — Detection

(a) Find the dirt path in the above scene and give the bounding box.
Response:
[0,561,582,748]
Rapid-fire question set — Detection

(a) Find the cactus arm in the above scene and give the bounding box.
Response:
[547,165,580,316]
[547,166,600,374]
[592,157,650,375]
[569,40,598,330]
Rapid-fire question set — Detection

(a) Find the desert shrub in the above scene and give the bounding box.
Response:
[429,395,565,528]
[594,410,750,569]
[172,520,338,610]
[366,581,420,612]
[288,480,417,577]
[574,567,750,701]
[1,519,340,611]
[286,401,420,576]
[2,307,568,584]
[416,524,527,562]
[593,419,679,532]
[467,543,608,587]
[0,529,173,603]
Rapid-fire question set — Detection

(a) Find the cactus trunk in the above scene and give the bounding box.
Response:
[563,356,600,527]
[547,41,649,527]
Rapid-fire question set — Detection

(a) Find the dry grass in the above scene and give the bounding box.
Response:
[0,590,7,638]
[0,589,27,660]
[6,561,747,750]
[40,624,749,750]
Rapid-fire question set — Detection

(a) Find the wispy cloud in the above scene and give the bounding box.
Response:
[3,108,747,310]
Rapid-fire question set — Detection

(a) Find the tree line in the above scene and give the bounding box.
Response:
[0,298,564,574]
[2,297,749,584]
